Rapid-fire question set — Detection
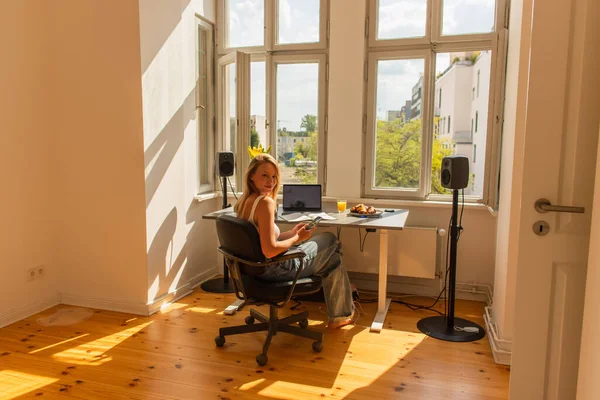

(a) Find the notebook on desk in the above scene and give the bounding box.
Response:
[282,184,322,213]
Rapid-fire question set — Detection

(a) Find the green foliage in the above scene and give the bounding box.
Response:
[300,114,317,133]
[294,131,317,160]
[374,117,452,194]
[293,167,317,184]
[250,128,260,148]
[469,51,481,64]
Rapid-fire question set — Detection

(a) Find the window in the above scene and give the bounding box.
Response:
[365,0,507,202]
[196,18,215,194]
[218,0,329,189]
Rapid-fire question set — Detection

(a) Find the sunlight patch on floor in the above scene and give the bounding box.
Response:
[0,370,58,400]
[28,333,90,355]
[237,378,266,391]
[51,321,153,365]
[256,329,426,398]
[187,306,217,313]
[159,302,188,313]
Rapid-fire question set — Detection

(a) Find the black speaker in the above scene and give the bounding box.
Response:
[441,155,469,189]
[217,151,234,177]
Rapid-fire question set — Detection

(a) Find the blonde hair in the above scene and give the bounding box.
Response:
[234,153,280,215]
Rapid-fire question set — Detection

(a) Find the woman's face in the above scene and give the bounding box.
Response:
[251,162,278,195]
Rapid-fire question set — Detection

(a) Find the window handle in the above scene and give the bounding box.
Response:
[534,198,585,214]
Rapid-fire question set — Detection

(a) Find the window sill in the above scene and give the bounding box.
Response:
[321,196,493,213]
[194,192,219,204]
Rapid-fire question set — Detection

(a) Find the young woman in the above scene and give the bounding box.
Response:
[234,153,355,329]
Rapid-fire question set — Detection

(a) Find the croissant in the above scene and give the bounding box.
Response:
[351,204,377,214]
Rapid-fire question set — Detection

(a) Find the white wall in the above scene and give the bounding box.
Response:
[50,0,149,311]
[326,0,498,289]
[0,1,58,326]
[492,0,530,344]
[139,0,219,305]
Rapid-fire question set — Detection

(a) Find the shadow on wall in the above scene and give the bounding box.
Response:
[147,207,188,302]
[185,198,219,278]
[144,88,196,208]
[138,0,193,73]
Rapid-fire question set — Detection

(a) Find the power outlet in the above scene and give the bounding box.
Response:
[37,265,45,278]
[26,268,37,281]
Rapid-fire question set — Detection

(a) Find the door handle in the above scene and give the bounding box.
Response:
[534,198,585,214]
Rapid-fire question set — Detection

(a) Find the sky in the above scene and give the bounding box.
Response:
[227,0,495,129]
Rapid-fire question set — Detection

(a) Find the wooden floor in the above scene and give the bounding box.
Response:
[0,289,510,399]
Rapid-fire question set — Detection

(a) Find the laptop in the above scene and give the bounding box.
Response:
[282,184,322,213]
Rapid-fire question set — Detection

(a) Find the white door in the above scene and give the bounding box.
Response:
[509,0,600,398]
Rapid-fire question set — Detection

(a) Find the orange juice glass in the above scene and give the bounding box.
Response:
[337,200,347,213]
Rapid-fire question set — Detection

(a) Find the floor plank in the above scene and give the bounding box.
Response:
[0,288,510,399]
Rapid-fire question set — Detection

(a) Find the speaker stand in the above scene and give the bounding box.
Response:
[201,176,235,294]
[417,189,485,342]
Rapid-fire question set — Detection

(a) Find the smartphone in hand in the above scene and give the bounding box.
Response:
[306,216,323,230]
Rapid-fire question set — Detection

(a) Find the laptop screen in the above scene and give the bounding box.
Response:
[282,184,322,211]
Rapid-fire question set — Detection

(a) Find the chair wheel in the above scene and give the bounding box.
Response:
[245,316,255,325]
[312,341,323,353]
[256,353,268,366]
[298,318,309,329]
[215,335,225,347]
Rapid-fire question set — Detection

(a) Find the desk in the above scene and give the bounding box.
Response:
[203,205,409,332]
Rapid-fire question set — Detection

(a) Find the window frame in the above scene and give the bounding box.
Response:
[216,0,330,193]
[195,16,216,195]
[364,0,509,206]
[218,0,329,54]
[270,54,328,185]
[368,0,433,48]
[364,49,434,199]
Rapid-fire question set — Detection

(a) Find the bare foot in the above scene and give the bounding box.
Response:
[328,313,355,329]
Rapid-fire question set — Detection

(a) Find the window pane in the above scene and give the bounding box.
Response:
[227,0,264,48]
[276,63,319,184]
[198,28,209,186]
[432,51,491,197]
[377,0,427,40]
[250,61,267,149]
[223,63,236,155]
[442,0,495,36]
[374,58,424,189]
[277,0,320,45]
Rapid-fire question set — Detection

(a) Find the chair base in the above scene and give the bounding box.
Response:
[215,305,323,366]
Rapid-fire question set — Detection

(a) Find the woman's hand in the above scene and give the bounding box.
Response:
[292,223,308,234]
[296,225,313,243]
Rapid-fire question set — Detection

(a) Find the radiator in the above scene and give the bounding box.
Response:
[386,226,439,279]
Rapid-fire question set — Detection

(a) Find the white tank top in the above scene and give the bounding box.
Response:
[246,195,280,239]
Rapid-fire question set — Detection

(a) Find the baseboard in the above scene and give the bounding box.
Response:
[0,294,61,328]
[60,293,149,316]
[484,306,512,365]
[146,268,218,315]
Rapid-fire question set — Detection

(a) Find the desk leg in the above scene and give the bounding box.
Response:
[371,229,391,332]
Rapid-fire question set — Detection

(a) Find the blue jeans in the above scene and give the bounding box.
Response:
[257,232,354,323]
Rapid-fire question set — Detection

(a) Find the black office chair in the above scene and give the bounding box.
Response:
[215,215,323,365]
[214,215,324,366]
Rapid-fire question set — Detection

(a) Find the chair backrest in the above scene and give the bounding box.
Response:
[216,215,266,263]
